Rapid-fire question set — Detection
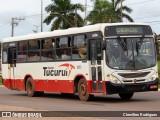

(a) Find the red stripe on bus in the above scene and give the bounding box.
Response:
[3,79,106,94]
[34,80,74,93]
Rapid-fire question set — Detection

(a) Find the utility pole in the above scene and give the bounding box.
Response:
[11,18,17,37]
[41,0,43,32]
[74,4,78,27]
[120,0,123,22]
[84,0,87,26]
[11,17,25,37]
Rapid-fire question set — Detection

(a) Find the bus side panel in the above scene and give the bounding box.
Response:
[46,80,74,93]
[3,79,11,89]
[2,64,11,89]
[15,61,90,94]
[15,79,25,90]
[54,61,90,93]
[34,80,46,92]
[3,78,25,91]
[33,80,74,93]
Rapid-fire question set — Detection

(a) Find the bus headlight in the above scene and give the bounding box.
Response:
[110,75,121,84]
[151,72,158,81]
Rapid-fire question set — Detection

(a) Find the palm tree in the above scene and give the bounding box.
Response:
[87,0,133,24]
[87,0,113,24]
[44,0,84,30]
[111,0,133,22]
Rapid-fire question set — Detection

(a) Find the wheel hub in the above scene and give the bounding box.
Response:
[80,84,86,96]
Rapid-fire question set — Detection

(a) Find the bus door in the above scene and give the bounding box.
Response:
[8,47,17,89]
[90,39,103,93]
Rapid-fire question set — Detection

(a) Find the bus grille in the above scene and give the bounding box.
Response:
[123,79,145,83]
[118,72,150,78]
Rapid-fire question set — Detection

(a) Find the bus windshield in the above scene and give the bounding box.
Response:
[106,38,156,70]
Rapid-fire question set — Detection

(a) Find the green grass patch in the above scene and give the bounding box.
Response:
[0,76,2,85]
[158,78,160,88]
[158,60,160,77]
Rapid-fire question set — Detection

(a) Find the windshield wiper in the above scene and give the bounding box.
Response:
[117,38,127,51]
[135,38,144,55]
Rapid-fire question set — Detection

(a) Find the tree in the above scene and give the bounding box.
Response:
[87,0,133,24]
[44,0,84,30]
[87,0,113,24]
[111,0,133,22]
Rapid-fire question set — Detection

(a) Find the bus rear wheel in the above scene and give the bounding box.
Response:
[119,92,134,100]
[78,78,93,101]
[26,77,37,97]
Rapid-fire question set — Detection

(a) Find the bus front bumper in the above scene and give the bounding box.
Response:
[106,78,159,94]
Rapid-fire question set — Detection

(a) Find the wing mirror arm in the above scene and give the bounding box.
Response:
[102,41,106,50]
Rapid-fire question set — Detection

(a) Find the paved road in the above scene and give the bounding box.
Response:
[0,86,160,119]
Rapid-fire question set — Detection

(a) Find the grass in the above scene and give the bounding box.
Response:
[0,76,2,85]
[158,60,160,77]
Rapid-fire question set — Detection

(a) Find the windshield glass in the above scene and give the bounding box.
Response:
[106,38,156,70]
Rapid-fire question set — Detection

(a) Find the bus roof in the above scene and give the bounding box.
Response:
[2,23,149,43]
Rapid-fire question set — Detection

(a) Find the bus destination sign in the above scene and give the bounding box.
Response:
[116,27,143,35]
[105,25,153,36]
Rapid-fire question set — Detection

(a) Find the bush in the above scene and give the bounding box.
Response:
[0,76,2,85]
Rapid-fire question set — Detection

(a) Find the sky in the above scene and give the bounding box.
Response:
[0,0,160,40]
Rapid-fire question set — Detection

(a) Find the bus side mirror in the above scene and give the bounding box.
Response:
[102,41,106,50]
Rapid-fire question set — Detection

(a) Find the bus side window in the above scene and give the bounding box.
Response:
[72,35,87,59]
[29,40,40,50]
[41,38,55,61]
[28,40,40,62]
[56,37,71,60]
[2,43,8,63]
[17,41,27,62]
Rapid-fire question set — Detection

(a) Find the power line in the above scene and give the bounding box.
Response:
[126,0,158,6]
[149,23,160,25]
[0,21,10,25]
[21,13,48,18]
[86,5,94,8]
[134,14,160,20]
[144,20,160,23]
[0,24,10,29]
[0,24,10,32]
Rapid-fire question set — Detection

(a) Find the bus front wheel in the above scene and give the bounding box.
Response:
[78,78,93,101]
[119,92,134,100]
[26,77,37,97]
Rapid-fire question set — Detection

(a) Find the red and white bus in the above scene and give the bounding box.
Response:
[1,23,159,101]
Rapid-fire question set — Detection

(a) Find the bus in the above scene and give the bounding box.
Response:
[1,23,159,101]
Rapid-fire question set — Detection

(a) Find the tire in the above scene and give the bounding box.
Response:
[119,92,134,100]
[78,78,93,101]
[26,77,37,97]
